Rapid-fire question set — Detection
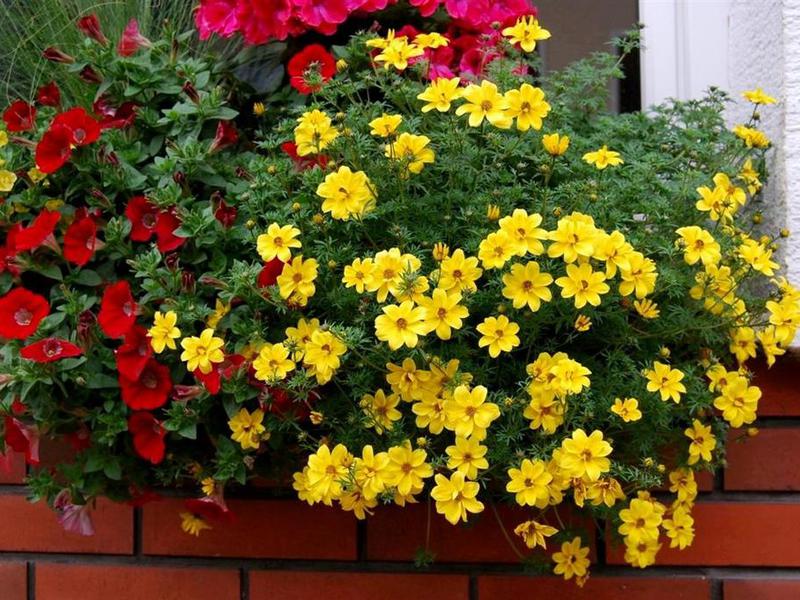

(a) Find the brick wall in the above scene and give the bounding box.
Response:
[1,353,799,600]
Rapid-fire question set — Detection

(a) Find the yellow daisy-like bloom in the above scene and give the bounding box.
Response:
[445,436,489,479]
[0,169,17,192]
[742,87,777,105]
[303,329,347,384]
[342,257,375,293]
[501,15,551,52]
[618,498,662,544]
[444,384,501,439]
[180,328,225,374]
[294,109,338,156]
[739,158,762,195]
[27,167,47,183]
[645,361,686,403]
[228,407,266,450]
[675,226,721,266]
[514,520,558,550]
[206,298,231,329]
[374,300,428,349]
[339,485,378,520]
[624,538,661,569]
[414,32,449,49]
[256,223,302,263]
[506,458,552,508]
[386,442,433,496]
[558,428,612,481]
[669,468,698,503]
[354,445,392,500]
[549,356,591,396]
[277,256,318,304]
[730,326,758,364]
[547,214,598,263]
[418,288,469,340]
[582,145,624,169]
[611,397,642,422]
[148,310,181,353]
[663,506,695,550]
[200,477,216,496]
[438,248,483,293]
[375,36,424,71]
[306,443,352,504]
[542,132,570,156]
[713,374,760,428]
[316,166,376,220]
[412,393,447,434]
[385,132,435,174]
[362,388,402,433]
[732,124,770,148]
[619,252,658,298]
[498,208,548,256]
[431,471,485,525]
[695,184,736,222]
[586,476,626,507]
[523,391,565,433]
[417,77,462,112]
[574,314,592,332]
[252,342,296,382]
[738,238,779,276]
[502,261,553,311]
[367,248,415,301]
[478,230,515,269]
[285,317,320,360]
[504,84,550,131]
[368,113,402,137]
[455,80,512,129]
[555,262,609,309]
[385,357,429,401]
[633,298,660,319]
[180,512,211,536]
[552,537,591,581]
[685,419,716,465]
[476,315,520,358]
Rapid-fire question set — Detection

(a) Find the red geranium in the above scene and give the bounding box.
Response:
[20,338,83,363]
[0,288,50,340]
[98,281,137,338]
[36,82,61,107]
[287,44,336,94]
[119,358,172,410]
[115,325,153,380]
[63,215,97,266]
[128,412,166,464]
[2,100,36,132]
[125,196,159,241]
[3,416,40,465]
[52,108,101,146]
[35,124,73,173]
[155,209,187,252]
[257,258,284,287]
[118,19,152,57]
[6,209,60,252]
[280,141,328,170]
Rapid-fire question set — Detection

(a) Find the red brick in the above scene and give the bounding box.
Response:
[366,503,592,563]
[725,428,800,490]
[142,498,356,560]
[724,580,800,600]
[0,453,26,484]
[479,576,710,600]
[752,353,800,416]
[0,562,27,600]
[250,571,468,600]
[36,564,239,600]
[0,495,132,554]
[607,502,800,566]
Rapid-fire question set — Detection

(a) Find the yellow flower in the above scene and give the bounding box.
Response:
[277,256,318,305]
[303,329,347,384]
[228,407,266,450]
[180,328,225,374]
[444,385,501,438]
[336,58,348,72]
[574,314,591,332]
[414,32,449,49]
[486,204,501,221]
[180,512,211,536]
[455,80,512,129]
[361,388,402,433]
[0,169,17,192]
[206,298,231,329]
[252,101,266,116]
[148,310,181,353]
[713,375,760,428]
[446,436,489,479]
[316,166,376,220]
[339,485,377,520]
[256,223,302,263]
[582,145,623,169]
[586,476,626,507]
[285,317,320,360]
[696,184,736,222]
[367,248,416,301]
[549,357,591,396]
[476,315,520,358]
[733,124,770,148]
[624,538,661,568]
[385,132,435,174]
[618,498,662,544]
[306,443,352,504]
[504,83,550,131]
[685,419,716,465]
[552,537,591,581]
[418,288,468,340]
[663,506,695,550]
[27,167,47,183]
[738,238,779,276]
[555,262,609,308]
[558,428,612,481]
[253,342,296,382]
[0,130,7,148]
[438,249,483,292]
[502,261,553,311]
[759,326,787,367]
[375,36,424,71]
[619,252,658,298]
[542,132,569,156]
[432,242,450,261]
[354,445,392,500]
[514,520,558,550]
[498,208,547,256]
[506,458,552,507]
[417,77,462,112]
[431,471,484,524]
[669,468,698,503]
[386,442,433,495]
[374,300,428,349]
[675,226,721,266]
[478,230,515,269]
[523,392,565,433]
[547,213,598,263]
[633,299,660,319]
[342,257,375,293]
[201,477,216,496]
[369,114,402,137]
[294,109,338,156]
[611,397,642,422]
[501,15,551,52]
[644,361,686,403]
[386,357,429,401]
[742,87,777,105]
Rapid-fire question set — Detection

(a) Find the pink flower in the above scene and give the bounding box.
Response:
[54,490,95,536]
[236,0,294,44]
[296,0,350,32]
[117,19,152,57]
[3,416,40,465]
[410,0,441,16]
[196,0,241,39]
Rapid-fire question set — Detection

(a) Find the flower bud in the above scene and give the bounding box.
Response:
[79,66,103,84]
[182,270,196,293]
[43,47,75,63]
[76,14,109,45]
[253,102,266,116]
[173,171,186,185]
[182,81,200,104]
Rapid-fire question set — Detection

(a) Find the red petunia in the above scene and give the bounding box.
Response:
[3,416,40,465]
[3,100,36,132]
[128,412,166,464]
[115,325,152,380]
[20,338,83,363]
[184,496,234,524]
[213,198,237,228]
[287,44,336,94]
[155,209,187,252]
[119,358,172,410]
[93,97,137,130]
[0,288,50,340]
[63,215,97,266]
[194,354,245,395]
[257,258,284,288]
[209,120,238,153]
[77,14,108,45]
[36,82,61,107]
[35,123,74,174]
[6,209,60,252]
[117,19,151,57]
[280,141,328,170]
[52,107,101,147]
[125,196,159,242]
[98,281,137,338]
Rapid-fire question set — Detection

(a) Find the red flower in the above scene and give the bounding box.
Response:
[258,258,284,287]
[194,354,245,395]
[125,196,159,242]
[35,123,73,174]
[20,338,83,363]
[3,100,36,132]
[0,244,19,276]
[3,416,40,465]
[119,358,172,410]
[280,141,328,170]
[52,108,101,146]
[63,215,97,266]
[76,14,108,45]
[209,120,238,152]
[36,82,61,107]
[7,210,60,252]
[93,97,137,130]
[184,496,234,524]
[42,47,75,63]
[0,288,50,340]
[128,412,166,464]
[117,19,152,57]
[287,44,336,94]
[155,209,187,252]
[115,325,153,380]
[98,281,137,338]
[213,198,237,228]
[64,428,92,452]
